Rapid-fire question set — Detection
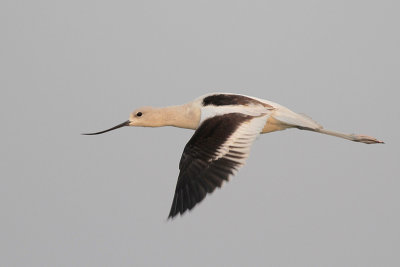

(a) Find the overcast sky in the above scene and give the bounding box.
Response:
[1,0,399,266]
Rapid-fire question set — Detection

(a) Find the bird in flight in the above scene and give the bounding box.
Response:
[83,93,383,219]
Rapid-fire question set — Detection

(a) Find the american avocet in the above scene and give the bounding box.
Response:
[83,93,383,218]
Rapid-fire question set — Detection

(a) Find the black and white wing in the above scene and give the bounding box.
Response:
[168,112,269,219]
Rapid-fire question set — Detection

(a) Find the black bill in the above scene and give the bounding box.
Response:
[82,120,130,135]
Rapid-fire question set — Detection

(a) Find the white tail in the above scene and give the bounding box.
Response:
[272,107,384,144]
[272,107,323,130]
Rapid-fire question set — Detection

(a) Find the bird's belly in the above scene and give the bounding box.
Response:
[261,116,291,134]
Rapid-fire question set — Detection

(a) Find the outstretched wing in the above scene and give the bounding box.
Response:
[168,112,268,218]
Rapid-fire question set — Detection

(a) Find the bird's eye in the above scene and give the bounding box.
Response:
[136,112,142,117]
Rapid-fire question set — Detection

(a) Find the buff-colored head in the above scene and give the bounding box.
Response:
[82,102,198,135]
[128,106,164,127]
[82,106,168,135]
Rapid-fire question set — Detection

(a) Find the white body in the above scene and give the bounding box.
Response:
[84,93,383,218]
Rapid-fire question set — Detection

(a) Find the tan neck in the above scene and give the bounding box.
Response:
[158,104,200,129]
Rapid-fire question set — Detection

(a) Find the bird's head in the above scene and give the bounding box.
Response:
[82,106,164,135]
[128,106,165,127]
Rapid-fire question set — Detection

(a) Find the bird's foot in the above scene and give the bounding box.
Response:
[351,134,384,144]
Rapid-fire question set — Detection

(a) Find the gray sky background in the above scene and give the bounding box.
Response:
[1,0,399,266]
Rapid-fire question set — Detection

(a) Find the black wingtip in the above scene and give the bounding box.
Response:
[167,207,179,220]
[167,209,187,220]
[167,211,178,221]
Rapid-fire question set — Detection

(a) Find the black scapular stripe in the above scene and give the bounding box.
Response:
[202,94,272,108]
